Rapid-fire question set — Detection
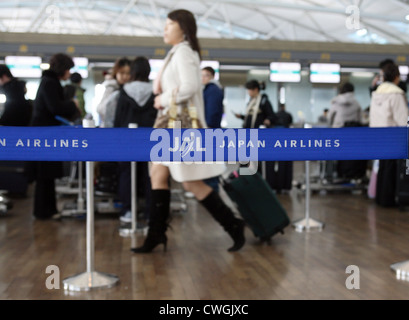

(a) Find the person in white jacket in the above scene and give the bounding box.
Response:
[131,9,245,254]
[328,82,362,128]
[369,63,409,207]
[96,57,131,127]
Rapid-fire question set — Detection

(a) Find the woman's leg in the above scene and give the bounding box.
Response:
[33,178,57,219]
[139,162,152,221]
[117,162,131,218]
[183,180,246,252]
[131,163,171,253]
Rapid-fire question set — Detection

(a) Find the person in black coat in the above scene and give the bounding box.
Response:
[113,57,156,224]
[28,53,80,220]
[0,65,32,126]
[234,80,278,184]
[234,80,277,128]
[267,103,294,194]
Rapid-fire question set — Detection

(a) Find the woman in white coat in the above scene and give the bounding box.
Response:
[132,9,245,253]
[369,63,409,207]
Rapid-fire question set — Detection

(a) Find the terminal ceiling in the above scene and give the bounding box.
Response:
[1,0,409,45]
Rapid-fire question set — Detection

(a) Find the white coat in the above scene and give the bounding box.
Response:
[155,41,226,182]
[369,82,409,127]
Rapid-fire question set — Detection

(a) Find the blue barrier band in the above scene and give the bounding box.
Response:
[0,126,406,162]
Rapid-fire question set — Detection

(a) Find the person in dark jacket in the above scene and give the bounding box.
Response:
[114,56,156,224]
[201,66,224,129]
[28,53,80,220]
[276,103,293,128]
[266,103,294,194]
[200,66,224,192]
[64,72,86,121]
[234,80,276,128]
[0,64,32,126]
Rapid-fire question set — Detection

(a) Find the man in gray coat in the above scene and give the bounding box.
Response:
[328,82,362,128]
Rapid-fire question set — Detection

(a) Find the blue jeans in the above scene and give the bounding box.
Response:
[204,176,220,192]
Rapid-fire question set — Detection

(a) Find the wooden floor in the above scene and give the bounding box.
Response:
[1,161,409,300]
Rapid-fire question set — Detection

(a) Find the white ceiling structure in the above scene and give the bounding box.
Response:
[0,0,409,45]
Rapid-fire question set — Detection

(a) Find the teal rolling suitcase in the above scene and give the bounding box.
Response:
[221,172,290,241]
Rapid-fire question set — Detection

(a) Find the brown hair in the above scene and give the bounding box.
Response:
[202,66,215,77]
[383,64,400,83]
[49,53,74,77]
[168,9,201,59]
[111,57,131,79]
[130,56,151,82]
[245,80,266,91]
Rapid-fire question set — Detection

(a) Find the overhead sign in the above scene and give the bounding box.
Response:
[71,57,89,79]
[270,62,301,83]
[310,63,341,84]
[5,56,42,78]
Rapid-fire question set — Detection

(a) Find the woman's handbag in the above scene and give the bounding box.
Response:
[153,89,203,129]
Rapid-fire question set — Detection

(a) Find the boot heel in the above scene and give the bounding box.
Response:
[131,234,167,253]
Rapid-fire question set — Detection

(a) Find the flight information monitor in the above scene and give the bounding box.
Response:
[5,56,42,78]
[269,62,301,83]
[399,65,409,82]
[148,59,164,80]
[71,57,89,78]
[310,63,341,83]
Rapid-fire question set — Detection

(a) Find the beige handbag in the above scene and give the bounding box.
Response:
[153,89,203,129]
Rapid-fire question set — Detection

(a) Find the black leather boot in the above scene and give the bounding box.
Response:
[200,190,246,252]
[131,189,170,253]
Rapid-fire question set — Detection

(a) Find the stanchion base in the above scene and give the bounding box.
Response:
[119,225,148,237]
[61,202,86,217]
[292,218,324,233]
[390,260,409,281]
[62,271,119,291]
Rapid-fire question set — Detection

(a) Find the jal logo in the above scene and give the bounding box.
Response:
[150,121,260,175]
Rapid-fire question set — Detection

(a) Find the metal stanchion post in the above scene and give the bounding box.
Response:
[63,119,119,291]
[390,117,409,280]
[77,161,84,212]
[259,125,267,180]
[61,160,87,217]
[292,123,324,232]
[292,160,324,232]
[120,123,144,237]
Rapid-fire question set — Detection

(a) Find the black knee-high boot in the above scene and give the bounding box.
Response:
[131,189,170,253]
[200,190,246,252]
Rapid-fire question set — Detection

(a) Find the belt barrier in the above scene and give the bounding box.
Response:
[0,126,407,162]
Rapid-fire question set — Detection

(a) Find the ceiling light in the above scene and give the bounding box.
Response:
[356,28,367,36]
[405,14,409,21]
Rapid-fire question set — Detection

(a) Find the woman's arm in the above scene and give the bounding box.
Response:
[160,46,200,108]
[42,79,78,118]
[260,95,277,125]
[391,94,409,126]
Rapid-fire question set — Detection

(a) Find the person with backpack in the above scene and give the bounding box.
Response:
[113,57,157,224]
